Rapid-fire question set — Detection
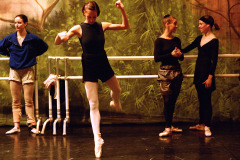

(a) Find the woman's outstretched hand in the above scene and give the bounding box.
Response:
[115,0,124,9]
[171,47,182,57]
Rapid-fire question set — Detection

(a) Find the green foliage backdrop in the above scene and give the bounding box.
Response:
[0,0,239,125]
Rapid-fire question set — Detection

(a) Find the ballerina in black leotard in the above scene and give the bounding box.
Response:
[182,15,220,137]
[54,1,129,158]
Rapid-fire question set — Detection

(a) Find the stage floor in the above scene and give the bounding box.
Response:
[0,123,239,160]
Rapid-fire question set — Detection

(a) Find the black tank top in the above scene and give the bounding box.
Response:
[79,22,105,55]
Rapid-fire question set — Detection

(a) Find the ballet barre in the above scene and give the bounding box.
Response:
[43,54,240,135]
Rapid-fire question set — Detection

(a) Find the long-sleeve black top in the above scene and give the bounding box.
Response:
[154,37,184,68]
[182,35,219,88]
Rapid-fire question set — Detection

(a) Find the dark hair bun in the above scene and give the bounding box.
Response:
[214,23,220,30]
[163,14,170,18]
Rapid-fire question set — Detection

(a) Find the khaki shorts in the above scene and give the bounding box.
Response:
[9,67,35,85]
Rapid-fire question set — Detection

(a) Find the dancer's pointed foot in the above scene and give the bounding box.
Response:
[110,100,122,112]
[95,137,104,158]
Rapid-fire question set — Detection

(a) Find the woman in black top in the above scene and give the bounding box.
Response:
[182,15,219,137]
[154,15,184,137]
[54,0,129,158]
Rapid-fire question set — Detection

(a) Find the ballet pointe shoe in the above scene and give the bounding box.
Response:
[5,127,20,135]
[205,126,212,137]
[159,128,172,137]
[171,126,183,133]
[95,134,104,158]
[28,123,39,134]
[189,124,205,131]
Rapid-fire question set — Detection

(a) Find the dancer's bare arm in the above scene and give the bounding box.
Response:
[54,25,82,45]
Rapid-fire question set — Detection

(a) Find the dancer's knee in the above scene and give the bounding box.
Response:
[12,99,21,107]
[89,99,99,111]
[25,98,34,107]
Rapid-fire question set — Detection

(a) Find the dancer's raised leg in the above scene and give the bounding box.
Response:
[105,75,122,111]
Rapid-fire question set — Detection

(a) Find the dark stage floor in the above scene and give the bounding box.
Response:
[0,123,239,160]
